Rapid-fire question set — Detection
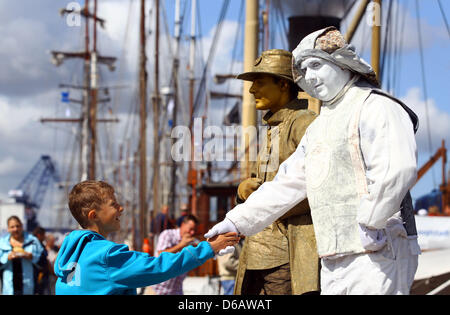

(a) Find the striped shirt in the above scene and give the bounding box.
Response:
[152,228,185,295]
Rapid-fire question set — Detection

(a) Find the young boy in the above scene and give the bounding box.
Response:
[54,180,239,295]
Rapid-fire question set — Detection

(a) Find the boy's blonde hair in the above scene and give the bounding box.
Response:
[68,180,115,228]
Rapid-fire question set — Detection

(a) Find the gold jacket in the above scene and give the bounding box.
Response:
[234,98,320,295]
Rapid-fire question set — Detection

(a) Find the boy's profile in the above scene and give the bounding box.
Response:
[54,180,239,295]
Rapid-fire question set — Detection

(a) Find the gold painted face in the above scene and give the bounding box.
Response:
[249,74,285,112]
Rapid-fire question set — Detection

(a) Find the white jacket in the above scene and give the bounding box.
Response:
[227,85,417,241]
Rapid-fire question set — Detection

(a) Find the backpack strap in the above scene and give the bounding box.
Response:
[370,88,419,134]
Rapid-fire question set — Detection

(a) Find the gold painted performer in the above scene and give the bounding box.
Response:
[234,49,319,295]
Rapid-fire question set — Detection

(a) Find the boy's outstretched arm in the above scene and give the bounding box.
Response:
[105,234,239,289]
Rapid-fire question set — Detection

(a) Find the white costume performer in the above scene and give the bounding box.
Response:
[206,27,421,295]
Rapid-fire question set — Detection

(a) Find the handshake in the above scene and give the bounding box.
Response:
[205,218,241,255]
[204,178,259,255]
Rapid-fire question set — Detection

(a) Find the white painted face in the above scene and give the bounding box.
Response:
[297,57,352,102]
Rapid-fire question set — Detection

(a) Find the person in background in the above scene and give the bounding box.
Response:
[45,233,59,294]
[32,226,50,295]
[176,204,190,227]
[150,205,175,257]
[152,215,200,295]
[0,216,44,295]
[152,205,173,234]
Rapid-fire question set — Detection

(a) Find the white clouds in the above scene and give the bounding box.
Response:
[99,0,137,43]
[0,94,55,138]
[201,20,242,75]
[0,157,19,176]
[97,0,140,72]
[0,92,72,192]
[0,2,71,96]
[0,17,51,87]
[400,87,450,154]
[0,98,33,136]
[197,19,244,126]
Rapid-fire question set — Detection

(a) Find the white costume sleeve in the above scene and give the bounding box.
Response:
[357,94,418,229]
[226,136,308,236]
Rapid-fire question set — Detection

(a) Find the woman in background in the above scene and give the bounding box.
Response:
[0,216,43,295]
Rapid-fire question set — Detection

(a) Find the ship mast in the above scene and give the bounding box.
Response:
[45,0,117,182]
[189,0,198,216]
[152,0,161,231]
[371,0,382,81]
[81,0,91,181]
[241,0,259,179]
[169,0,182,216]
[88,0,99,180]
[138,0,148,247]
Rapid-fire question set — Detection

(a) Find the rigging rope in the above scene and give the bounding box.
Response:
[380,0,394,87]
[415,0,437,187]
[437,0,450,39]
[394,0,408,95]
[273,0,288,49]
[391,0,401,95]
[221,0,245,120]
[192,0,230,115]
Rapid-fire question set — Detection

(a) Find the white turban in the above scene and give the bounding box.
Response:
[292,26,379,87]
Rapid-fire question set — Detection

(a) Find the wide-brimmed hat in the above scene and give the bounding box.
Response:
[237,49,295,83]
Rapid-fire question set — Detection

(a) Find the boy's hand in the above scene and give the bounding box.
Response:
[207,232,240,254]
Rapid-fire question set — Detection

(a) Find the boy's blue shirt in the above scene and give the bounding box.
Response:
[54,230,214,295]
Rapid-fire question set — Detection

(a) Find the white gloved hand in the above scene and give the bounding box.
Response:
[386,217,407,238]
[217,246,236,256]
[204,218,239,239]
[358,224,387,252]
